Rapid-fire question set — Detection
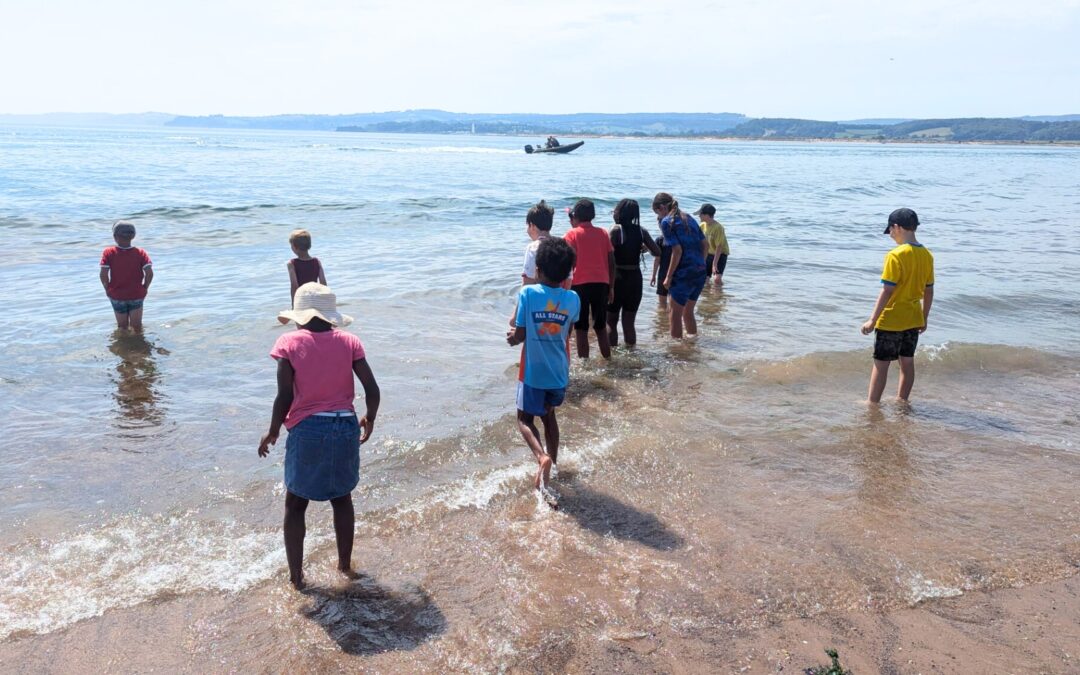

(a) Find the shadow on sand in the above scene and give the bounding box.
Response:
[302,576,447,656]
[559,483,684,551]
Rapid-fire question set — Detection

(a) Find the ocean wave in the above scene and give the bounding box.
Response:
[744,342,1072,384]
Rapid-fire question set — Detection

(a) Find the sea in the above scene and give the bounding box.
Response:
[1,126,1078,671]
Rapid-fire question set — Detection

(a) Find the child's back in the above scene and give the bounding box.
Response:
[877,242,934,331]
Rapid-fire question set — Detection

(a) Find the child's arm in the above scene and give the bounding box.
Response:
[352,359,381,443]
[860,285,896,335]
[287,261,299,299]
[142,266,154,293]
[606,251,616,304]
[317,260,327,286]
[258,359,296,457]
[650,254,659,286]
[642,229,661,257]
[920,286,934,333]
[664,245,683,289]
[507,326,526,346]
[100,267,110,295]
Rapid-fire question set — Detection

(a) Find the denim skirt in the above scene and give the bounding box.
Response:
[284,414,360,501]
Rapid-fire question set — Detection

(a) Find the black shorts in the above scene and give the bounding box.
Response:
[873,328,919,361]
[571,282,609,331]
[608,268,643,314]
[706,253,728,277]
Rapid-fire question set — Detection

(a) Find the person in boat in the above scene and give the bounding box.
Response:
[545,136,560,149]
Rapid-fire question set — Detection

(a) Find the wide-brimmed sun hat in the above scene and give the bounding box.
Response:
[278,282,353,326]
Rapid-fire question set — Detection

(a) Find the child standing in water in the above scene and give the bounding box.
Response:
[563,198,615,359]
[650,233,673,307]
[258,283,380,589]
[509,200,557,325]
[287,229,327,303]
[99,220,153,331]
[861,208,935,404]
[507,238,580,506]
[696,203,730,285]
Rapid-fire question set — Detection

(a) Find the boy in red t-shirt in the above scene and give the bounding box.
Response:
[99,220,153,331]
[563,199,615,359]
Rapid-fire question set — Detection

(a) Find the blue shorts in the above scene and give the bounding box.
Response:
[284,414,360,501]
[516,382,565,417]
[667,273,706,305]
[110,298,144,314]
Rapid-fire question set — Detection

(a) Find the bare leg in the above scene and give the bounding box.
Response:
[897,356,916,401]
[621,310,637,347]
[541,407,559,466]
[114,311,130,330]
[284,491,310,588]
[575,328,590,359]
[517,411,552,489]
[669,300,685,338]
[683,299,698,336]
[128,307,144,332]
[606,311,620,347]
[330,494,355,574]
[594,325,611,359]
[867,359,891,404]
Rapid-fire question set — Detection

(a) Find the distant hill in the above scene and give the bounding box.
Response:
[168,111,749,135]
[0,112,175,127]
[725,117,1080,142]
[1019,114,1080,122]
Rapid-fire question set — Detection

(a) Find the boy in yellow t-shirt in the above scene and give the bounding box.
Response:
[695,203,730,285]
[860,208,935,404]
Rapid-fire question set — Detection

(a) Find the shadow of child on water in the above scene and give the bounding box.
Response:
[301,575,447,656]
[557,482,684,552]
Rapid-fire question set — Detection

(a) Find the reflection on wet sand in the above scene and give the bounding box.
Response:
[108,330,167,429]
[852,408,916,508]
[301,576,446,655]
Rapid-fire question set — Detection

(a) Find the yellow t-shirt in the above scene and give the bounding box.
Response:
[700,219,729,256]
[876,243,935,331]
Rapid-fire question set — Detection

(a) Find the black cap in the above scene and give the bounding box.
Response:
[885,207,919,234]
[694,203,716,216]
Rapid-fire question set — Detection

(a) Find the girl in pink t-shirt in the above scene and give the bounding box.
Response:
[257,283,381,589]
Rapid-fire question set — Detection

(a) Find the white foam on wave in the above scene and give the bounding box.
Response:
[389,146,518,155]
[902,571,963,605]
[0,512,327,640]
[0,437,621,640]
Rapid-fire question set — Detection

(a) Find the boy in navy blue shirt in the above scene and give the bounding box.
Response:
[507,238,580,506]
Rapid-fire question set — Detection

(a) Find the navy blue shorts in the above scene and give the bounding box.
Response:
[284,414,360,501]
[110,298,144,314]
[516,382,565,417]
[667,273,706,306]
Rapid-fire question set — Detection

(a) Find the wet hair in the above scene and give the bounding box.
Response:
[289,229,312,251]
[613,199,640,228]
[526,200,554,231]
[569,198,596,223]
[535,237,576,284]
[651,192,683,224]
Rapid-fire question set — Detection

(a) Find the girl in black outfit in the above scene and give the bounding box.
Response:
[606,199,661,347]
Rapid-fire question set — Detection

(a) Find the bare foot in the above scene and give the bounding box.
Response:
[338,567,362,580]
[290,573,306,591]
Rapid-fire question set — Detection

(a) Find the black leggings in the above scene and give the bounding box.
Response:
[571,283,608,331]
[607,268,643,313]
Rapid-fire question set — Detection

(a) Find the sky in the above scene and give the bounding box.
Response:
[1,0,1078,119]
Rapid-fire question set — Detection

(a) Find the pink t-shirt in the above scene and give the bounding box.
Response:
[563,222,613,285]
[270,329,366,429]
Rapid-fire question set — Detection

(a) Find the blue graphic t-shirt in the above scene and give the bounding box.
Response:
[660,213,707,278]
[515,284,581,390]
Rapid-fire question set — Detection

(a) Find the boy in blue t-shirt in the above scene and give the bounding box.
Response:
[507,238,580,506]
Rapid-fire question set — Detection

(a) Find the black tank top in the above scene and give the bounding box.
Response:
[612,224,644,268]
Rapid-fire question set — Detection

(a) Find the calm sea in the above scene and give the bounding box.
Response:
[1,126,1078,668]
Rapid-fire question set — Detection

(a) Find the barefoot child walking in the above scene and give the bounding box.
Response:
[507,238,580,506]
[258,283,380,589]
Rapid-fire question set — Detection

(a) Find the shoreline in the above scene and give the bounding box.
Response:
[2,564,1075,672]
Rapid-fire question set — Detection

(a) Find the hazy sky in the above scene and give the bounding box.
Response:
[1,0,1078,118]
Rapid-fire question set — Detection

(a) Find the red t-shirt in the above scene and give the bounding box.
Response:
[270,329,367,429]
[563,223,613,285]
[100,246,152,300]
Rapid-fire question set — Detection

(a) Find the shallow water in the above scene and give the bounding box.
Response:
[1,127,1078,667]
